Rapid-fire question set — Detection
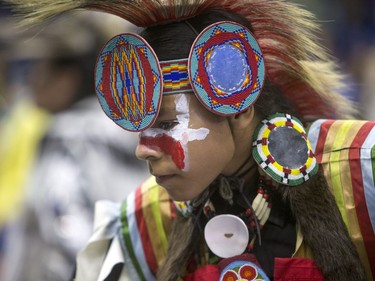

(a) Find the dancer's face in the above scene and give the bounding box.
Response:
[135,93,236,201]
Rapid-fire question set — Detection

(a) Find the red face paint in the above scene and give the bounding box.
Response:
[140,134,185,170]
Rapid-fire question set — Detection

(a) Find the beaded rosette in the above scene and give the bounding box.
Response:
[220,260,270,281]
[252,113,318,186]
[95,33,162,131]
[189,21,265,116]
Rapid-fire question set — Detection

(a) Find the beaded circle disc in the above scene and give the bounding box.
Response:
[189,21,265,116]
[95,33,162,132]
[220,260,270,281]
[252,113,318,186]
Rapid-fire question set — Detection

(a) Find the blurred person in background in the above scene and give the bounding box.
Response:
[0,14,51,279]
[0,11,148,281]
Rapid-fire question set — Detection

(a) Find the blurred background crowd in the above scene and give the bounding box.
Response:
[0,3,149,281]
[0,0,373,281]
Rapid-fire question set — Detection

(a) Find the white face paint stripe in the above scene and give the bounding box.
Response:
[172,95,210,171]
[173,95,210,139]
[140,95,210,171]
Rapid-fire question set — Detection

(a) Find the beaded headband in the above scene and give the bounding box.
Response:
[95,21,265,132]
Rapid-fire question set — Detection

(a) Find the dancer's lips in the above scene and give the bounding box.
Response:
[155,174,175,185]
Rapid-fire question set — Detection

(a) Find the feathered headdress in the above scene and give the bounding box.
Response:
[5,0,356,121]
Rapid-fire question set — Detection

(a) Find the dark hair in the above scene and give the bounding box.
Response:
[140,9,298,120]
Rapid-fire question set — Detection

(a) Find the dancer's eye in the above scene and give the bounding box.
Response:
[157,120,178,131]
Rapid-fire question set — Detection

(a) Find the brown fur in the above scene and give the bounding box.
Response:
[280,170,367,281]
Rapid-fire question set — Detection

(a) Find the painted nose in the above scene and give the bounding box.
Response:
[135,135,163,161]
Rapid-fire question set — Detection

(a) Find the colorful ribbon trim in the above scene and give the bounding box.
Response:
[308,119,375,281]
[120,177,176,280]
